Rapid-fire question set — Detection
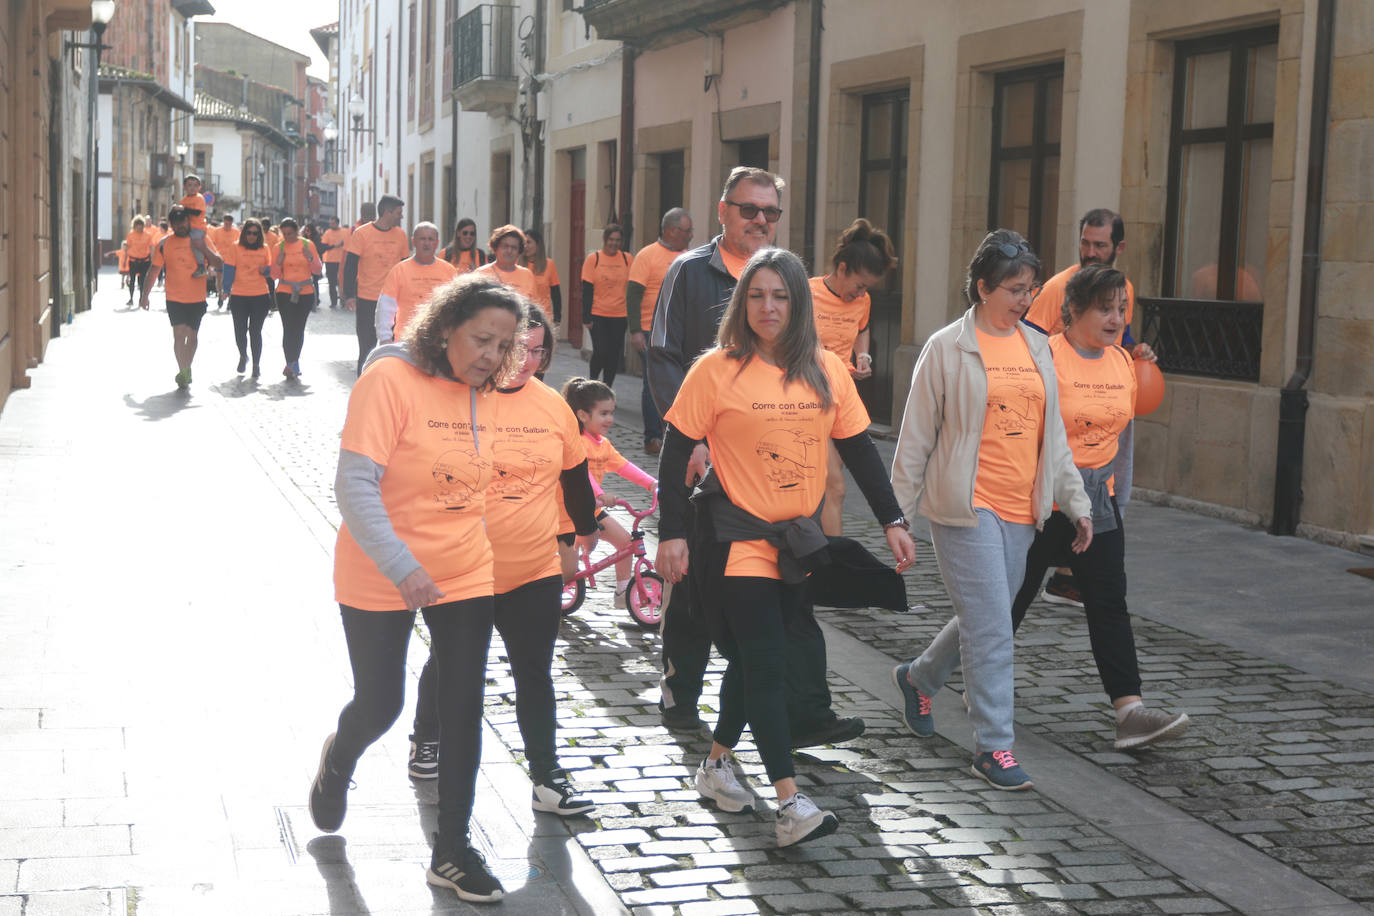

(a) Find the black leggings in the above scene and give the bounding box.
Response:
[714,576,814,784]
[355,298,378,376]
[588,316,626,386]
[229,294,272,369]
[333,597,494,844]
[1010,499,1142,700]
[415,575,563,781]
[325,262,340,306]
[277,293,313,364]
[128,258,151,300]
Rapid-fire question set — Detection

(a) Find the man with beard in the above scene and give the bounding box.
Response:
[646,167,863,749]
[1024,208,1155,608]
[140,205,223,389]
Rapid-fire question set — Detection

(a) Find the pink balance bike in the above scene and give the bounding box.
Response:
[561,491,665,629]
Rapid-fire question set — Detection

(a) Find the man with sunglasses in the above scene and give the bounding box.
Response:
[646,167,863,749]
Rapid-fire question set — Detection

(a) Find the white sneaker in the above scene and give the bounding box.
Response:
[694,753,755,813]
[531,770,595,816]
[775,791,838,847]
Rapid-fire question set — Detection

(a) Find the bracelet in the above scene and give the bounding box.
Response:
[883,516,910,531]
[855,352,872,362]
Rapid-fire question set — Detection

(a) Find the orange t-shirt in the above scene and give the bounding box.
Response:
[488,380,587,592]
[116,247,129,272]
[179,193,208,230]
[473,262,538,301]
[666,348,869,578]
[151,235,217,304]
[526,259,560,311]
[334,356,495,610]
[346,223,411,300]
[275,239,318,292]
[973,329,1046,525]
[321,227,351,264]
[1026,264,1136,342]
[809,276,871,371]
[582,432,628,487]
[448,248,485,274]
[580,250,633,318]
[379,257,458,340]
[1050,335,1135,487]
[717,243,750,280]
[222,243,272,297]
[209,226,239,253]
[628,241,681,330]
[125,231,152,260]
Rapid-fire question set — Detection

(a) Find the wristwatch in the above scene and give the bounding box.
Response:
[883,516,910,531]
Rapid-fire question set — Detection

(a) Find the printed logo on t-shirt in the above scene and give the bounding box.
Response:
[490,442,552,501]
[1069,379,1131,448]
[988,381,1045,437]
[431,448,488,510]
[754,428,821,490]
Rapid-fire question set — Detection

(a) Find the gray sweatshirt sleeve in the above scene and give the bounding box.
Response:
[335,448,422,586]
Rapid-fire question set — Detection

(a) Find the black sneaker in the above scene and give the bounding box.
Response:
[409,735,439,780]
[660,702,705,730]
[308,733,353,833]
[427,841,504,903]
[790,715,865,749]
[1042,572,1084,607]
[531,769,595,816]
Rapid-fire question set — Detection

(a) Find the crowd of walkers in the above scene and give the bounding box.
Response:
[123,167,1189,904]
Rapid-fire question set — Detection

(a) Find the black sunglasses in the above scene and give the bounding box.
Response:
[723,200,783,223]
[997,240,1031,258]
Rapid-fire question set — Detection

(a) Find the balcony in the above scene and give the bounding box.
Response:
[453,4,517,114]
[578,0,789,49]
[1138,297,1264,382]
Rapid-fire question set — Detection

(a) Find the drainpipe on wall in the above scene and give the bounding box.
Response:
[1270,0,1335,536]
[801,0,822,271]
[618,46,636,239]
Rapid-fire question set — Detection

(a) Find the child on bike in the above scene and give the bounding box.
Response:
[561,377,657,607]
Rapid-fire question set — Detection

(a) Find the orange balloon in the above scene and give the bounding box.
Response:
[1135,359,1165,416]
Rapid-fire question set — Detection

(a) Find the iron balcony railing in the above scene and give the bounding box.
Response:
[1138,297,1264,382]
[454,4,517,90]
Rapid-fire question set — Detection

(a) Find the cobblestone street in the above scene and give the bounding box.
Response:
[1,274,1371,915]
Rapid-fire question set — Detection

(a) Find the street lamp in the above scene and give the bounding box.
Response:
[322,123,339,142]
[175,139,189,164]
[348,94,374,135]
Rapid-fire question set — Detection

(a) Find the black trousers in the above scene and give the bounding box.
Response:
[660,512,834,733]
[229,294,272,369]
[355,298,378,376]
[1010,499,1142,700]
[277,292,313,364]
[128,258,151,301]
[714,577,811,782]
[588,316,627,386]
[333,597,494,845]
[415,575,564,781]
[325,262,340,306]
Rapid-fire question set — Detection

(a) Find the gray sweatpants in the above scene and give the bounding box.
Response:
[907,508,1035,752]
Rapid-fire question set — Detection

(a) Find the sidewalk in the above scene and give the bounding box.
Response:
[0,271,1370,915]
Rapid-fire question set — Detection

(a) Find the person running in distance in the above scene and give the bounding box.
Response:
[580,223,633,386]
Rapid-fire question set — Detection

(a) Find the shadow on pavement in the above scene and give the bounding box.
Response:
[122,390,200,421]
[304,835,374,915]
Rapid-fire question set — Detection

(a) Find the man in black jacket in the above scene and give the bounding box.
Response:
[647,167,863,747]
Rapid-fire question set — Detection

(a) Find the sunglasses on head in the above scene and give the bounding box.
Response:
[997,240,1031,258]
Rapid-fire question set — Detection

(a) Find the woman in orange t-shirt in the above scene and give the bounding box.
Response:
[890,229,1090,792]
[811,218,896,537]
[473,224,538,302]
[221,219,274,377]
[443,218,487,273]
[520,228,561,322]
[271,217,323,380]
[656,248,915,849]
[124,217,154,303]
[580,223,633,386]
[309,275,525,903]
[409,304,601,814]
[1009,264,1189,749]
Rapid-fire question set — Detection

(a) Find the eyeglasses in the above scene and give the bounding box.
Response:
[723,200,783,223]
[997,283,1042,301]
[997,240,1031,258]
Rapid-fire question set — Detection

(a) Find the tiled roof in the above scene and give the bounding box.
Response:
[194,91,298,148]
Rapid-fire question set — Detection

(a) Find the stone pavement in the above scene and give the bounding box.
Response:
[0,270,1370,915]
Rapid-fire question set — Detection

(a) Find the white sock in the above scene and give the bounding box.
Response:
[1115,700,1144,724]
[616,578,630,592]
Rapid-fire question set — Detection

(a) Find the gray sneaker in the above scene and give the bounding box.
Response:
[1114,706,1190,750]
[694,753,755,813]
